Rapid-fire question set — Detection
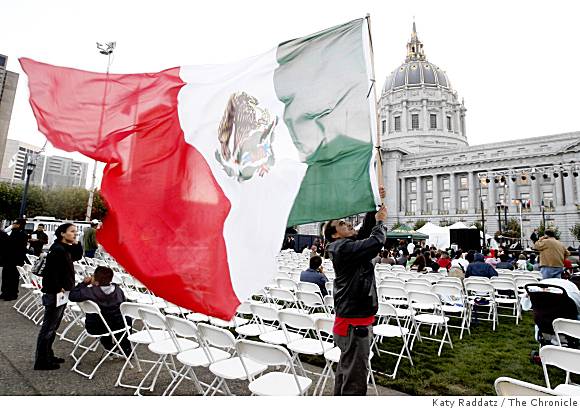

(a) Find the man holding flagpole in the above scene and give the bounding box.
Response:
[324,186,386,395]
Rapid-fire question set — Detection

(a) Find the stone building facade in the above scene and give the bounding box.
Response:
[0,54,19,172]
[379,25,580,246]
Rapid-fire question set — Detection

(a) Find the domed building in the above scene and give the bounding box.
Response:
[380,23,467,154]
[377,24,580,247]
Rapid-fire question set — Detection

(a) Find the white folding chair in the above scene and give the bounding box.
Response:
[234,301,276,338]
[408,290,453,356]
[491,279,520,324]
[296,291,331,319]
[325,281,334,296]
[278,309,334,376]
[197,323,267,396]
[433,283,470,339]
[464,280,498,330]
[268,288,301,311]
[372,302,413,379]
[297,281,323,296]
[134,308,197,395]
[553,318,580,346]
[494,376,561,396]
[70,300,132,379]
[236,339,312,396]
[276,277,298,291]
[405,281,432,293]
[539,346,580,395]
[250,302,302,345]
[115,302,170,390]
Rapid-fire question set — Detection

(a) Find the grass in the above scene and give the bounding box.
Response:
[302,310,572,396]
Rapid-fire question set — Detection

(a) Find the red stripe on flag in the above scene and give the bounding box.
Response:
[20,58,240,319]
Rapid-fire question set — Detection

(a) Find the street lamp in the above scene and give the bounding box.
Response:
[478,178,487,249]
[496,201,503,235]
[19,153,37,218]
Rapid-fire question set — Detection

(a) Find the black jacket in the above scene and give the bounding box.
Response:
[328,212,386,318]
[5,229,28,266]
[69,282,127,334]
[41,241,83,294]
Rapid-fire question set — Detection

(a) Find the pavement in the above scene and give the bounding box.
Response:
[0,292,406,396]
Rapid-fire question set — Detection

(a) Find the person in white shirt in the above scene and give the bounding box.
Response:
[407,241,415,255]
[450,250,469,271]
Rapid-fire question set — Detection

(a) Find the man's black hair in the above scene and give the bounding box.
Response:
[309,255,323,270]
[545,229,556,238]
[94,266,114,285]
[323,221,337,242]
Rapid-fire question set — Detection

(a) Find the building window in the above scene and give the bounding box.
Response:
[409,199,417,212]
[498,193,505,205]
[542,192,554,208]
[411,114,419,130]
[425,179,433,192]
[425,198,433,212]
[430,114,437,129]
[442,178,450,191]
[442,197,450,211]
[447,116,452,131]
[459,175,468,189]
[460,196,468,210]
[409,180,417,193]
[394,116,401,131]
[381,119,386,135]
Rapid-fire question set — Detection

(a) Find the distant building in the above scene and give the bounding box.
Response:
[0,139,88,188]
[0,54,19,171]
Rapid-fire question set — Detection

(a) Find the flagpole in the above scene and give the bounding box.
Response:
[365,14,384,207]
[86,42,115,221]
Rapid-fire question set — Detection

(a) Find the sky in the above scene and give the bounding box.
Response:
[3,0,579,188]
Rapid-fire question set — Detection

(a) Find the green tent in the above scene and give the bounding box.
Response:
[387,224,429,240]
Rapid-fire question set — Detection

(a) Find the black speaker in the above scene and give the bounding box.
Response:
[449,228,481,251]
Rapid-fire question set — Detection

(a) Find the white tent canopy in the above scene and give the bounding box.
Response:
[417,222,450,249]
[448,221,469,229]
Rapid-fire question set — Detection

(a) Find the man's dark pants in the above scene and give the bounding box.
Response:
[0,264,20,298]
[333,324,373,396]
[35,294,66,365]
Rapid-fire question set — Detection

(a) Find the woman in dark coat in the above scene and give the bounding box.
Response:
[34,223,83,370]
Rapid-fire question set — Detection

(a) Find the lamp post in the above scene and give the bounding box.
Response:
[496,201,503,235]
[86,41,116,221]
[19,153,37,218]
[478,178,487,249]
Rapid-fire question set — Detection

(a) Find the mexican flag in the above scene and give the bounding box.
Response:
[21,18,380,319]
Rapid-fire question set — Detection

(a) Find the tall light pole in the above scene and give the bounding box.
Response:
[19,153,37,218]
[86,41,115,221]
[478,177,487,249]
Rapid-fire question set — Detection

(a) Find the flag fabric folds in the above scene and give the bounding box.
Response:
[20,18,380,319]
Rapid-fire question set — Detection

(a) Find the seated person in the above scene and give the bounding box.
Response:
[495,253,514,270]
[516,254,529,270]
[69,266,132,356]
[465,253,498,279]
[299,255,328,297]
[437,251,452,270]
[410,254,426,273]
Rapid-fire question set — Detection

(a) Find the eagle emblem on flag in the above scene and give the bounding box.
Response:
[215,92,278,182]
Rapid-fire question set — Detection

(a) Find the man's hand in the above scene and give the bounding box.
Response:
[83,275,94,285]
[375,205,387,222]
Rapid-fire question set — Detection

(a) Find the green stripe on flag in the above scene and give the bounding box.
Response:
[274,18,377,225]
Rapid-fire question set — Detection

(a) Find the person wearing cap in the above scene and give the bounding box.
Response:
[0,219,29,301]
[83,220,99,258]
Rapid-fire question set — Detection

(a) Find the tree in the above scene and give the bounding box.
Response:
[538,222,561,240]
[504,217,521,238]
[391,221,404,231]
[472,221,483,230]
[439,219,452,227]
[414,220,427,231]
[570,223,580,242]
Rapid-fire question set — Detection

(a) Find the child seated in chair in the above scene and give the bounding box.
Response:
[69,266,132,356]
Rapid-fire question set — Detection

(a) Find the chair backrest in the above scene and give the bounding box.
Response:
[464,281,495,297]
[408,290,442,310]
[553,318,580,344]
[197,322,236,349]
[165,315,199,340]
[278,309,315,331]
[433,283,463,299]
[268,288,296,303]
[250,303,280,323]
[408,277,431,285]
[405,282,432,293]
[120,302,158,321]
[540,345,580,389]
[398,272,415,282]
[296,291,325,310]
[325,281,333,295]
[138,307,167,331]
[490,280,517,293]
[323,295,334,311]
[314,316,334,337]
[297,281,322,295]
[494,376,560,396]
[377,285,408,301]
[438,277,462,285]
[379,278,405,289]
[77,299,101,315]
[515,277,539,289]
[236,339,293,368]
[277,277,298,291]
[236,301,254,315]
